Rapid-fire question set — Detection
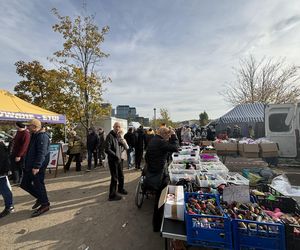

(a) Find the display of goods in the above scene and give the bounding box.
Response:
[221,201,285,250]
[220,201,277,225]
[169,171,197,184]
[225,172,249,186]
[200,162,229,178]
[169,162,200,170]
[200,154,219,162]
[197,173,226,188]
[254,192,300,250]
[184,193,232,249]
[172,159,201,164]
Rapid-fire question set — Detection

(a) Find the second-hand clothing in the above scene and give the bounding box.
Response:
[105,130,124,198]
[21,131,50,206]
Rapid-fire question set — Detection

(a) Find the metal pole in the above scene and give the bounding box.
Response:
[154,108,156,129]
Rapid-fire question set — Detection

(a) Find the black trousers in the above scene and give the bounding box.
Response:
[65,153,81,171]
[153,173,170,231]
[20,167,49,205]
[88,150,98,169]
[135,148,143,168]
[10,155,24,184]
[108,159,124,198]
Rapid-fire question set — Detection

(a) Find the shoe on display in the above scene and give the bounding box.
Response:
[0,206,15,218]
[31,205,50,217]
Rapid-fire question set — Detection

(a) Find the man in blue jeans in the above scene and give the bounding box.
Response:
[21,119,50,217]
[0,141,14,218]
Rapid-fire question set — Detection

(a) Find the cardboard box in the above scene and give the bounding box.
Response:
[202,140,213,146]
[241,144,260,158]
[158,185,184,221]
[215,143,237,156]
[259,143,279,158]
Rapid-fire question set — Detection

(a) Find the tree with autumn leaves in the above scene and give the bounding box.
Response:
[14,8,111,131]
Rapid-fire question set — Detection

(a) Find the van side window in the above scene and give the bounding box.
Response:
[269,113,291,132]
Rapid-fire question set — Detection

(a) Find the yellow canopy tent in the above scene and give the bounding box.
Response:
[0,89,66,124]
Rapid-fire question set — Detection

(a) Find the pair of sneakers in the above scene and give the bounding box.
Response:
[0,206,14,218]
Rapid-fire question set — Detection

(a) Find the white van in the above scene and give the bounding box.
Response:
[265,103,300,157]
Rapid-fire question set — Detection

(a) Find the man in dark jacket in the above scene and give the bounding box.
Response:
[124,127,135,168]
[86,127,99,171]
[105,122,128,201]
[144,127,179,232]
[21,119,50,217]
[10,121,30,184]
[134,126,146,169]
[0,141,14,218]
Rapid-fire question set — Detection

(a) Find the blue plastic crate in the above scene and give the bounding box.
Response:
[232,219,285,250]
[184,192,233,249]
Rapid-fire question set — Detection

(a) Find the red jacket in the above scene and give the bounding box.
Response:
[12,129,30,157]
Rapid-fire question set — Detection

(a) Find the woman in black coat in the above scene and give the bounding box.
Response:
[144,127,179,232]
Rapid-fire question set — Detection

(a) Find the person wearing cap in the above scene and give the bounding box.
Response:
[10,121,30,185]
[21,118,51,217]
[144,127,179,232]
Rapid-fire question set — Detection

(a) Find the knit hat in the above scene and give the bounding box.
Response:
[16,121,26,128]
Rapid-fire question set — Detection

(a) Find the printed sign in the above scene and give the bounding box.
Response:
[47,143,62,169]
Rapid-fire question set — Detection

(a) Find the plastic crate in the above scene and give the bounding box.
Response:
[184,192,232,249]
[168,163,201,171]
[225,172,249,186]
[232,219,285,250]
[172,153,200,162]
[200,162,229,178]
[169,171,197,184]
[200,154,220,162]
[255,194,300,250]
[196,173,226,188]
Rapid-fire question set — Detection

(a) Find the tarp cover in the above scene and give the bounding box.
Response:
[0,89,66,124]
[218,103,265,124]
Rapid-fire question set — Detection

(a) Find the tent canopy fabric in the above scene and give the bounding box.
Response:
[218,103,265,124]
[0,89,66,124]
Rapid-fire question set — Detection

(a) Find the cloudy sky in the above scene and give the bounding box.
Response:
[1,0,300,121]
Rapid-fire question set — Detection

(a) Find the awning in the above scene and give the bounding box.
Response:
[218,103,265,124]
[0,89,66,124]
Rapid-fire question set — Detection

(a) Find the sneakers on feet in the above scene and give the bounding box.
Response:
[0,207,14,218]
[31,205,50,217]
[108,194,122,201]
[32,200,41,210]
[86,169,91,172]
[118,189,128,195]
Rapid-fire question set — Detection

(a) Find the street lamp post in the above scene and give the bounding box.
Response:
[153,108,156,129]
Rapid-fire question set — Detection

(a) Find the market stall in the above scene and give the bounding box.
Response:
[159,144,299,250]
[0,89,66,124]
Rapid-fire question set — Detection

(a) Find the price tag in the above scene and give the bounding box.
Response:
[223,185,250,203]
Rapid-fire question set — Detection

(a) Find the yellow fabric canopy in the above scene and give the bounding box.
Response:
[0,89,66,124]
